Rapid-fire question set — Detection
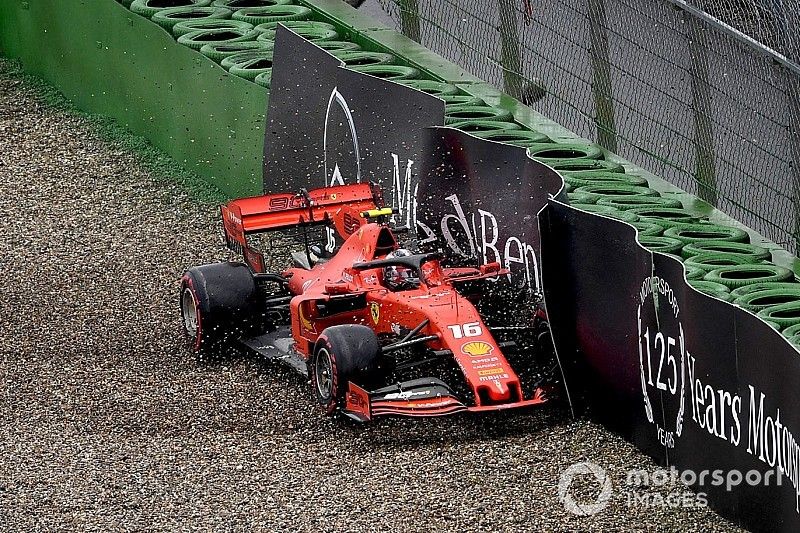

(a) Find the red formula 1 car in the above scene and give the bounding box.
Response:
[180,183,560,421]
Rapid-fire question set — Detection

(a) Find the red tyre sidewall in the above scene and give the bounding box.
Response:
[180,274,203,353]
[313,335,339,416]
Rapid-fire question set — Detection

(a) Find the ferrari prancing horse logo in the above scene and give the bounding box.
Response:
[369,302,380,324]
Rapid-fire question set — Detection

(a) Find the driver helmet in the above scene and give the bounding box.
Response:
[384,248,418,288]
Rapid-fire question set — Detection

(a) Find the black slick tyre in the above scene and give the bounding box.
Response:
[179,262,260,362]
[311,325,381,416]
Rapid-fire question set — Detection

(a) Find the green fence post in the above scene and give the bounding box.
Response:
[686,14,718,206]
[587,0,618,153]
[498,0,523,100]
[398,0,421,43]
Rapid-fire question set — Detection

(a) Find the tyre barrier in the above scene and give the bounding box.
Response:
[757,301,800,329]
[254,70,272,87]
[200,40,272,62]
[631,208,701,227]
[173,18,253,35]
[730,282,800,299]
[733,288,800,312]
[596,195,682,211]
[688,280,733,302]
[211,0,290,6]
[684,264,707,280]
[684,252,757,272]
[448,119,522,132]
[471,129,552,145]
[231,5,313,25]
[638,235,684,254]
[256,22,339,42]
[329,51,396,66]
[313,40,362,52]
[444,105,514,124]
[225,51,274,80]
[152,6,232,30]
[398,79,461,96]
[571,203,639,223]
[703,264,794,289]
[567,192,598,204]
[680,240,771,261]
[439,95,486,106]
[663,223,750,244]
[177,27,260,49]
[632,221,665,237]
[574,183,658,202]
[525,142,604,162]
[130,0,212,18]
[348,64,421,81]
[555,160,626,174]
[563,171,648,188]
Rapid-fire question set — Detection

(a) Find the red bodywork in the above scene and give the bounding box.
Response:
[221,183,551,419]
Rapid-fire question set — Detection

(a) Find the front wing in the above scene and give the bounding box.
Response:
[342,377,550,422]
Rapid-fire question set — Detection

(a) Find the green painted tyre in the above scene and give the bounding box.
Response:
[571,203,639,223]
[563,171,648,189]
[255,20,337,31]
[349,64,420,80]
[734,288,800,312]
[684,264,706,280]
[526,142,604,162]
[555,160,625,174]
[151,6,231,30]
[200,40,272,62]
[256,22,339,42]
[575,184,658,201]
[596,195,682,211]
[227,52,274,80]
[638,236,684,254]
[254,69,272,87]
[399,79,460,96]
[730,282,800,299]
[212,0,290,6]
[231,5,312,25]
[680,240,770,261]
[444,105,514,124]
[632,221,664,237]
[448,120,521,132]
[313,40,362,52]
[684,252,757,272]
[221,49,269,68]
[472,129,551,145]
[688,280,732,301]
[567,192,598,205]
[173,18,253,35]
[782,323,800,337]
[330,51,396,66]
[630,208,700,228]
[130,0,212,18]
[757,301,800,329]
[704,264,794,289]
[178,28,260,49]
[439,94,485,106]
[663,223,749,244]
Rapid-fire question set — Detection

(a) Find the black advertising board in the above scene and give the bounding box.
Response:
[265,26,444,201]
[414,127,564,292]
[540,200,800,531]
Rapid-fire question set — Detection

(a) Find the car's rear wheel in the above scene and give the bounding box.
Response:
[179,262,261,361]
[311,325,382,415]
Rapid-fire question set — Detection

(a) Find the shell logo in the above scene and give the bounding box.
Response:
[461,341,493,357]
[299,305,313,332]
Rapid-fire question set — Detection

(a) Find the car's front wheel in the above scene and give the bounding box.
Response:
[311,325,382,415]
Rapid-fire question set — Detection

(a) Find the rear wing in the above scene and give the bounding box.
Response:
[221,183,384,272]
